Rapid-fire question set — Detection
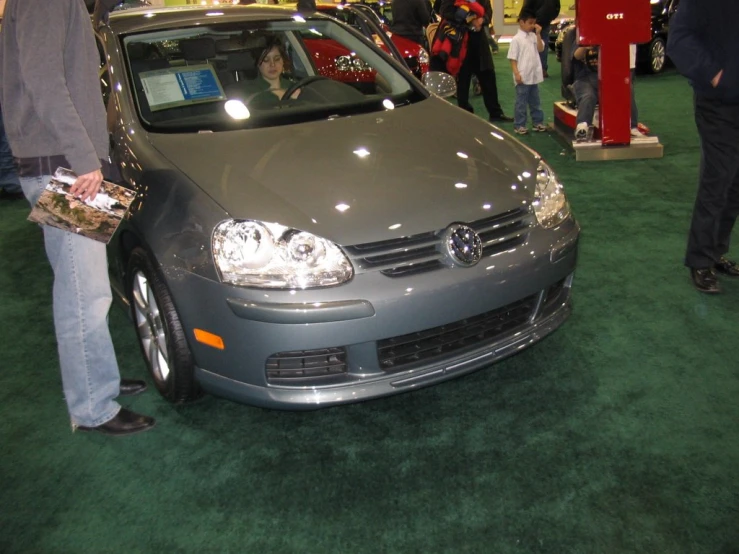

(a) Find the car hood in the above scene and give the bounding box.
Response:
[148,97,541,246]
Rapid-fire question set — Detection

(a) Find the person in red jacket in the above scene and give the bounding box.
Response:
[431,0,512,122]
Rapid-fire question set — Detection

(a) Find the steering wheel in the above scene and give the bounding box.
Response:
[281,75,331,103]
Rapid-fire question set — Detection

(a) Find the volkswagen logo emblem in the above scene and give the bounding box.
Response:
[443,224,483,267]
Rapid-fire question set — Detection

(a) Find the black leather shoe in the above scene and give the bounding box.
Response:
[119,378,147,396]
[490,114,514,122]
[0,189,25,201]
[77,408,155,436]
[459,104,474,113]
[714,257,739,277]
[690,268,720,294]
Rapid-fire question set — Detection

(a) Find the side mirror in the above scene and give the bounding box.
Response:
[422,71,457,98]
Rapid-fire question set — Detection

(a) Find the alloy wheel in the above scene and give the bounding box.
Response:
[651,39,666,73]
[131,269,171,385]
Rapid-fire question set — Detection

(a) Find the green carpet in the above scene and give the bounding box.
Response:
[1,49,738,553]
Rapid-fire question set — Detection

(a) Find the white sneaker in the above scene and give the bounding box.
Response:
[630,127,644,137]
[574,123,588,142]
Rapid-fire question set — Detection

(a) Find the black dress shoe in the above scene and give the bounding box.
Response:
[459,104,474,113]
[690,267,720,294]
[77,408,155,436]
[490,114,514,122]
[714,257,739,277]
[0,188,25,201]
[119,378,147,396]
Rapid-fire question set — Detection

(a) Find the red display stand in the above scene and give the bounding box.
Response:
[578,0,651,145]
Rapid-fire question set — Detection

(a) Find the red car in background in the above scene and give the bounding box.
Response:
[295,3,429,89]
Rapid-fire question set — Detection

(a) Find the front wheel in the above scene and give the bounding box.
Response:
[128,247,201,403]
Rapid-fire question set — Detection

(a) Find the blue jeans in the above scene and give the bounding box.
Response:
[514,84,544,128]
[20,174,121,428]
[0,107,22,194]
[573,72,599,126]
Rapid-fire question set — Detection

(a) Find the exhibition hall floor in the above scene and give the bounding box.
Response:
[1,50,737,553]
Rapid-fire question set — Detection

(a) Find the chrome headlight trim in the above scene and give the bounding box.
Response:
[532,160,570,229]
[212,220,353,289]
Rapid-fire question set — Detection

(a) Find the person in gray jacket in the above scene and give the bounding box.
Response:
[0,0,155,435]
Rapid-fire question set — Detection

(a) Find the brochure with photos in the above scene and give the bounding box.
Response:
[27,167,135,244]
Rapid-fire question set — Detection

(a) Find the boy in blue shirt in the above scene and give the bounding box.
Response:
[507,10,546,135]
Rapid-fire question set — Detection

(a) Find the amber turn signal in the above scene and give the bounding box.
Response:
[194,328,225,350]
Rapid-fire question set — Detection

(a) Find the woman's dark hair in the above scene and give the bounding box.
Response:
[255,35,292,72]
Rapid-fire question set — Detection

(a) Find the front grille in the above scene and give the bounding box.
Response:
[266,347,347,383]
[377,294,538,372]
[344,208,532,278]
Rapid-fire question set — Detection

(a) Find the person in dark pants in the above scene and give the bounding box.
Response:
[391,0,433,47]
[0,105,23,201]
[522,0,560,77]
[435,0,512,122]
[668,0,739,294]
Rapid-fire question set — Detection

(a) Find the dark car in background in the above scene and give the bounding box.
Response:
[636,0,679,74]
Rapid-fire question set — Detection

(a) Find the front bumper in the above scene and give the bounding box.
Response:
[164,218,579,409]
[195,282,572,409]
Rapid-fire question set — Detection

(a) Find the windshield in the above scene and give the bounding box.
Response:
[122,17,425,132]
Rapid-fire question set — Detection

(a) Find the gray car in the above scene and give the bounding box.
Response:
[96,5,579,409]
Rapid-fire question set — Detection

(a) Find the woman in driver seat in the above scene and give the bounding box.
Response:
[251,36,300,103]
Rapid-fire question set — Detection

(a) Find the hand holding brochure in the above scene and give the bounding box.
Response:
[27,167,135,244]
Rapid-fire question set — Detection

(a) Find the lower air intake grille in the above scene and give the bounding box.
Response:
[377,294,538,372]
[266,347,347,382]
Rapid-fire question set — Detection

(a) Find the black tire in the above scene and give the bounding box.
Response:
[127,247,201,403]
[647,37,666,74]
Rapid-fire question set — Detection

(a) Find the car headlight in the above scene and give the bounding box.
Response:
[418,47,429,65]
[335,54,371,72]
[212,220,353,289]
[532,160,570,228]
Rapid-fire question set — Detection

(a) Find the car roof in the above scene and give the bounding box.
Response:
[106,5,328,35]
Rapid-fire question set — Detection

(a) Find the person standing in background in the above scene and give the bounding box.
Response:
[629,43,645,138]
[521,0,560,78]
[507,10,546,135]
[435,0,513,122]
[0,0,156,434]
[391,0,433,48]
[668,0,739,294]
[0,104,23,201]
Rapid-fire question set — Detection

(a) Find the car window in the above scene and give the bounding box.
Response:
[121,18,424,132]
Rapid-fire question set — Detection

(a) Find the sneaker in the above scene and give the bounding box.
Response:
[514,127,528,135]
[630,127,644,138]
[574,123,588,142]
[533,123,548,132]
